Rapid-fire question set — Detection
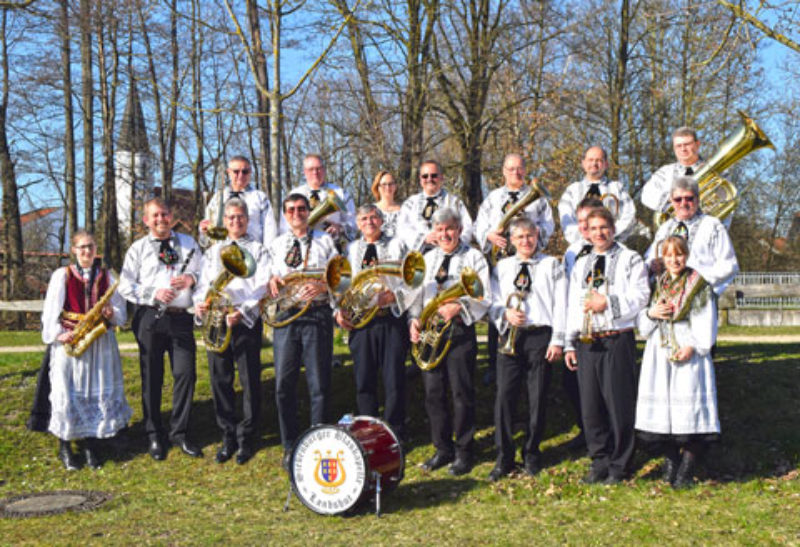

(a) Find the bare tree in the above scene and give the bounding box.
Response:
[80,0,94,231]
[58,0,76,237]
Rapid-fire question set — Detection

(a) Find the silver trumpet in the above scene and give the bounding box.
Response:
[499,291,527,357]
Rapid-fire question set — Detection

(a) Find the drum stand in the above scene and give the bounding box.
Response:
[283,480,293,512]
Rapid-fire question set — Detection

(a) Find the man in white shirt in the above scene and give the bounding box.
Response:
[641,127,704,218]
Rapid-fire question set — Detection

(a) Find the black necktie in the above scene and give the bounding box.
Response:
[157,238,178,265]
[673,221,688,240]
[576,243,592,260]
[362,243,378,268]
[502,191,520,214]
[684,167,694,176]
[228,190,242,200]
[586,183,601,197]
[435,254,453,285]
[514,262,531,292]
[285,238,302,268]
[590,255,605,289]
[310,190,321,210]
[422,197,438,222]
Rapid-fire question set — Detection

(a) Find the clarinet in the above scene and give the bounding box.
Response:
[155,248,196,319]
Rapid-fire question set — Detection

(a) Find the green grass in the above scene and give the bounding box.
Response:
[0,336,799,544]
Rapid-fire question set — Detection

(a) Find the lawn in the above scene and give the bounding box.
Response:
[0,334,798,544]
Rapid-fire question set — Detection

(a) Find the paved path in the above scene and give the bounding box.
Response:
[1,335,797,354]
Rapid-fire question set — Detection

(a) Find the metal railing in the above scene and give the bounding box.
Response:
[733,272,800,285]
[735,295,800,309]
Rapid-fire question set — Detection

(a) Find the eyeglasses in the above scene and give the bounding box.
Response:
[225,214,247,221]
[74,243,95,251]
[285,206,308,214]
[304,166,324,172]
[420,173,439,180]
[671,195,695,204]
[674,142,696,149]
[230,169,251,175]
[379,182,397,187]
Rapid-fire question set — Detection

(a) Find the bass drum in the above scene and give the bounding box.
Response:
[289,416,404,515]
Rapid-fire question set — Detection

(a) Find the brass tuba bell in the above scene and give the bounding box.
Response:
[490,178,550,266]
[654,111,773,228]
[308,190,346,229]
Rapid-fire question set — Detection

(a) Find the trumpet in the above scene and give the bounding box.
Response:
[261,255,351,328]
[337,251,425,329]
[206,163,229,241]
[64,278,120,358]
[578,273,606,344]
[201,243,257,353]
[490,178,550,266]
[412,267,483,371]
[498,291,526,357]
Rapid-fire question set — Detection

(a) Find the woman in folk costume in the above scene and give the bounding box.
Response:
[635,235,720,489]
[41,231,132,470]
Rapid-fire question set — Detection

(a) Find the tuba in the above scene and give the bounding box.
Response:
[202,242,257,353]
[654,110,773,228]
[64,277,120,358]
[412,267,483,371]
[337,251,425,329]
[490,178,550,266]
[261,255,351,328]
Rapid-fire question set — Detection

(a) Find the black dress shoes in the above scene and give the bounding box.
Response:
[215,440,238,464]
[448,456,473,476]
[174,438,203,458]
[488,462,513,482]
[421,451,454,472]
[673,450,696,489]
[148,438,166,461]
[662,451,680,484]
[523,458,542,477]
[83,440,102,470]
[58,440,80,471]
[581,466,608,484]
[236,444,254,465]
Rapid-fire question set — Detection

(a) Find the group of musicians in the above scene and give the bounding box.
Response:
[37,127,739,490]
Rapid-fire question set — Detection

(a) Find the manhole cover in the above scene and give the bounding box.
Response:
[0,490,112,518]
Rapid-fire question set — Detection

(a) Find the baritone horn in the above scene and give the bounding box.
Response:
[202,243,257,353]
[412,267,484,371]
[261,255,351,328]
[308,190,346,229]
[490,178,550,266]
[498,291,526,357]
[653,110,773,228]
[338,251,425,329]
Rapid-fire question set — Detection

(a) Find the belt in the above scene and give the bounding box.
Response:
[588,327,633,340]
[517,324,549,332]
[148,305,188,315]
[374,308,391,318]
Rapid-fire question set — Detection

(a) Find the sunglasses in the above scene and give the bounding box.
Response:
[230,169,251,175]
[421,173,439,180]
[671,195,695,204]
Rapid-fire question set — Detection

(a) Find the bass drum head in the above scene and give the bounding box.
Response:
[290,424,368,515]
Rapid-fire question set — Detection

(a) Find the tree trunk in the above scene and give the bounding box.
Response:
[246,0,272,199]
[80,0,94,232]
[59,0,77,238]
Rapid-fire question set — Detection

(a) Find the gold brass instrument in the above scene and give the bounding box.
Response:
[206,163,229,241]
[412,267,484,371]
[337,251,425,329]
[202,243,257,353]
[578,273,606,344]
[490,178,550,266]
[600,193,620,219]
[64,278,120,358]
[654,110,773,228]
[498,291,526,357]
[261,255,351,328]
[308,190,346,230]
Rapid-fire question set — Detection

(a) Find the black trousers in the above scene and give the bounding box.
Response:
[132,306,197,440]
[562,365,584,432]
[348,313,408,436]
[207,320,263,445]
[273,305,333,449]
[576,331,636,478]
[494,327,552,467]
[422,322,477,458]
[26,346,52,432]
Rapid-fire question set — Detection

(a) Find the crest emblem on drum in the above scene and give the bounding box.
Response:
[314,450,346,493]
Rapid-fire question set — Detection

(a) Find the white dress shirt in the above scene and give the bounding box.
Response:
[489,253,567,347]
[641,160,703,213]
[646,213,739,296]
[398,190,474,252]
[558,177,636,243]
[280,182,356,239]
[194,235,270,328]
[565,243,650,351]
[119,231,203,309]
[201,185,278,248]
[474,185,555,252]
[409,243,490,326]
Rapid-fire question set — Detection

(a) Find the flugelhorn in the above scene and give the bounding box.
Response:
[202,242,257,353]
[498,291,527,356]
[654,110,773,228]
[261,255,351,328]
[578,272,606,344]
[412,267,483,371]
[490,178,550,266]
[337,251,425,329]
[64,278,120,358]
